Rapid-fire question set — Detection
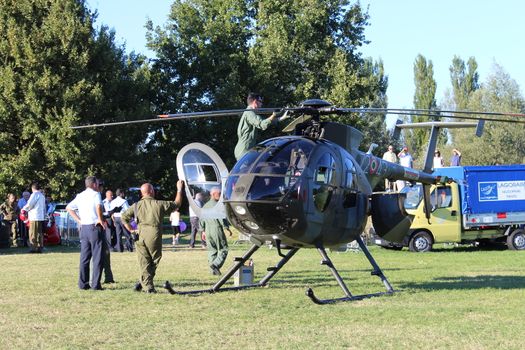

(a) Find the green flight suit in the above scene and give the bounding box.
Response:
[234,109,273,160]
[121,196,178,290]
[0,200,19,246]
[199,199,229,269]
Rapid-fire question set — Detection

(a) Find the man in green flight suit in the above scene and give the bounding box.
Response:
[0,193,19,247]
[122,181,184,293]
[199,187,232,275]
[234,93,278,160]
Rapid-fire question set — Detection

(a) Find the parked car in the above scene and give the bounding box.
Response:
[19,210,61,246]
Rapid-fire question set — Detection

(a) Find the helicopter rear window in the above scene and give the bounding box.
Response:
[314,153,336,185]
[344,157,357,188]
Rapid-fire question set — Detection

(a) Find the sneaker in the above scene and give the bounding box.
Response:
[133,282,143,292]
[146,288,157,294]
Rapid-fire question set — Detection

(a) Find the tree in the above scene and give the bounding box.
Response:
[403,54,437,163]
[449,55,479,110]
[146,0,389,194]
[450,63,525,165]
[0,0,152,199]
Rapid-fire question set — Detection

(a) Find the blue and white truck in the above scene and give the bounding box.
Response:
[374,165,525,252]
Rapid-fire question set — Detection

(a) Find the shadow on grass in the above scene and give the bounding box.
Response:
[0,245,80,255]
[400,275,525,290]
[430,244,508,253]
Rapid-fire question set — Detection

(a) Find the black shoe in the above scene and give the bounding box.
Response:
[93,287,104,291]
[210,265,221,275]
[133,282,143,292]
[146,288,157,294]
[80,285,91,290]
[28,249,37,253]
[103,280,115,284]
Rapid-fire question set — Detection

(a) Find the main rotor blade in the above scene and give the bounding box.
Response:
[335,107,525,118]
[70,108,278,129]
[71,105,525,129]
[332,107,525,124]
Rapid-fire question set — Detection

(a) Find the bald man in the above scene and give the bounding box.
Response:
[121,181,184,293]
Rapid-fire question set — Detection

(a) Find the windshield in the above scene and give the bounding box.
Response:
[228,138,315,202]
[401,184,423,209]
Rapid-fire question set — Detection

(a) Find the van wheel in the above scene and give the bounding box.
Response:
[507,229,525,250]
[409,231,433,252]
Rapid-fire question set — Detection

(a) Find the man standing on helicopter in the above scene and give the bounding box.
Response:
[234,93,278,160]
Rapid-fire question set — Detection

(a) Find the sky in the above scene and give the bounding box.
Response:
[87,0,525,111]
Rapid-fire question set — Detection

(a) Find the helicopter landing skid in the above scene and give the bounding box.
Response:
[306,237,395,305]
[164,244,299,295]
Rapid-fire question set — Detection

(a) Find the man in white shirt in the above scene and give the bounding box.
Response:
[22,183,46,253]
[110,188,132,252]
[398,147,413,168]
[382,145,398,191]
[102,189,116,251]
[66,176,106,291]
[397,147,413,191]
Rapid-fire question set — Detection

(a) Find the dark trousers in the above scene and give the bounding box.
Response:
[113,217,133,252]
[102,224,114,282]
[79,224,104,290]
[189,216,206,247]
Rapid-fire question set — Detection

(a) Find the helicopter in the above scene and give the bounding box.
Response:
[72,99,525,304]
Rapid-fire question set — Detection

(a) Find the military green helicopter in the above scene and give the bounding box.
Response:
[73,99,524,304]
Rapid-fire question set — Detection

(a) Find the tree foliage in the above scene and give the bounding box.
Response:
[449,55,479,110]
[146,0,389,194]
[0,0,152,200]
[450,63,525,165]
[403,54,437,162]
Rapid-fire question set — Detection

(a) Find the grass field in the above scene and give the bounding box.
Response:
[0,234,524,350]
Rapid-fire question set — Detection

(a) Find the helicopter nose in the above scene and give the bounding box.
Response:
[226,202,288,235]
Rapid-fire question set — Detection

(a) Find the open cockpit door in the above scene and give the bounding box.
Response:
[176,143,229,219]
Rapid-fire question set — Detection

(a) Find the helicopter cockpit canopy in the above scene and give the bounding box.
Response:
[224,137,315,203]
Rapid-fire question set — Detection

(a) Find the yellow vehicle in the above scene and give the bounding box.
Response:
[374,166,525,252]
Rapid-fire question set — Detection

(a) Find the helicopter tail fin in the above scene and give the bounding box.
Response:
[370,192,413,243]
